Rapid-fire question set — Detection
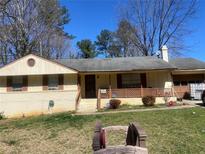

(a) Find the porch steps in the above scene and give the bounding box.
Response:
[77,99,97,112]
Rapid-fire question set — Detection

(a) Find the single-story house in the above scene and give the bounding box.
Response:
[0,46,205,117]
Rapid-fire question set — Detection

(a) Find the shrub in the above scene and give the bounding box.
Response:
[167,101,176,107]
[183,92,191,100]
[142,96,156,106]
[0,112,5,120]
[109,99,121,109]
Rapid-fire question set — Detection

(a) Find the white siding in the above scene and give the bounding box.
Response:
[0,74,78,118]
[28,75,42,92]
[0,54,77,76]
[64,74,78,91]
[147,71,172,88]
[0,90,77,118]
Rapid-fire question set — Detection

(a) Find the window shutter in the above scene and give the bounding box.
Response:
[43,75,48,90]
[140,73,147,88]
[58,74,64,90]
[7,76,12,92]
[117,74,122,88]
[22,76,28,91]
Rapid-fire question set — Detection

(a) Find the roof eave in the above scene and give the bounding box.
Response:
[173,68,205,71]
[78,68,177,73]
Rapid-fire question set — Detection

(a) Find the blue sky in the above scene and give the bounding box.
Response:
[61,0,205,61]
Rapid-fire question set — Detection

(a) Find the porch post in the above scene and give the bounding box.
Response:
[141,84,144,97]
[97,89,101,110]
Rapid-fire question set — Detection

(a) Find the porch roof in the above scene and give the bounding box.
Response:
[170,58,205,70]
[57,56,176,72]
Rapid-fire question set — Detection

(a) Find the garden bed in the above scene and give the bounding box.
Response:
[98,103,184,112]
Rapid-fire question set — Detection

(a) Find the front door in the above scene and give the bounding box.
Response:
[85,75,96,98]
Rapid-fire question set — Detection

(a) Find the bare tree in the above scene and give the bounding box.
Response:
[0,0,72,65]
[119,0,197,56]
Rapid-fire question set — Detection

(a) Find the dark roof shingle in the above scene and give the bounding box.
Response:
[57,56,176,72]
[170,58,205,70]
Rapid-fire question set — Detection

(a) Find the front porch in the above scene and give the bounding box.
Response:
[79,71,173,98]
[77,87,177,112]
[76,71,177,112]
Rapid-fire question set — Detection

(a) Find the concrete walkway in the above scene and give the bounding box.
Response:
[181,99,205,108]
[75,105,195,116]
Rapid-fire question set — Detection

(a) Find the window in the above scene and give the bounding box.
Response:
[48,75,59,90]
[121,73,141,88]
[12,76,23,91]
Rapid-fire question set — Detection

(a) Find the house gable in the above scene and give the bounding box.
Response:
[0,54,77,76]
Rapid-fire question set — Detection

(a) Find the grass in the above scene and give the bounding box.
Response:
[2,139,18,146]
[0,107,205,153]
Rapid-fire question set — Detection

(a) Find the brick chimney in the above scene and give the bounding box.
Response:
[161,45,169,62]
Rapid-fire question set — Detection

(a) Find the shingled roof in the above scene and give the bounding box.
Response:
[57,56,176,72]
[170,58,205,70]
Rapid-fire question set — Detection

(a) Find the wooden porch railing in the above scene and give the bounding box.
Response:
[97,88,173,110]
[96,86,192,110]
[99,88,173,99]
[173,85,190,99]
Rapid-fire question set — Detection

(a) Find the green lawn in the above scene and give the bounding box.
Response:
[0,107,205,154]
